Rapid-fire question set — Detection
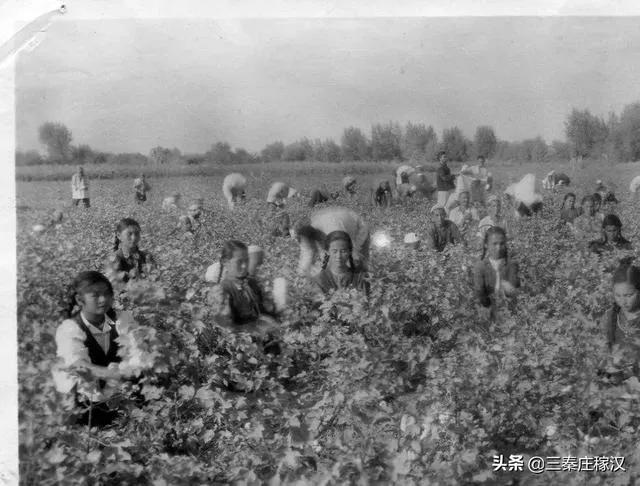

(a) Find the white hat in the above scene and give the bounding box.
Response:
[248,245,262,254]
[404,233,419,244]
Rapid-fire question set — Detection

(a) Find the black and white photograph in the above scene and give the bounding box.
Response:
[4,0,640,483]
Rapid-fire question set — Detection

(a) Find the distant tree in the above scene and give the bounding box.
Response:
[550,140,571,160]
[261,141,285,162]
[614,102,640,161]
[564,108,608,158]
[474,126,497,158]
[401,122,437,162]
[15,150,44,166]
[208,142,234,164]
[150,146,182,165]
[371,122,402,161]
[71,144,95,164]
[312,138,342,163]
[441,127,470,162]
[521,137,549,162]
[233,148,257,165]
[38,122,72,162]
[341,127,370,161]
[283,138,313,161]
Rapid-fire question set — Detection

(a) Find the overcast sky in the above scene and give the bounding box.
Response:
[14,17,640,154]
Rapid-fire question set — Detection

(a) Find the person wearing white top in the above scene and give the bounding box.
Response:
[222,173,247,209]
[395,165,416,187]
[448,191,479,234]
[71,166,90,208]
[266,182,298,208]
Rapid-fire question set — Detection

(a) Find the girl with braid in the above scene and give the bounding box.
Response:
[311,231,370,297]
[105,218,155,283]
[473,226,520,321]
[52,271,136,427]
[208,241,281,341]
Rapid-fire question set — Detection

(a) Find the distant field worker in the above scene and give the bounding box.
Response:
[630,175,640,195]
[542,170,570,190]
[408,172,435,198]
[397,183,417,200]
[133,174,150,204]
[372,180,393,207]
[395,165,416,187]
[71,166,90,208]
[436,152,456,207]
[222,173,247,209]
[343,176,357,196]
[267,182,298,209]
[308,189,339,208]
[295,206,370,276]
[505,174,543,218]
[162,193,181,210]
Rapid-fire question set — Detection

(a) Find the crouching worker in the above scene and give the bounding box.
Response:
[473,226,520,322]
[52,271,139,427]
[207,241,283,355]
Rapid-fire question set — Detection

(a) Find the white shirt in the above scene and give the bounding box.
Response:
[71,173,89,199]
[267,182,291,203]
[222,173,247,200]
[52,313,119,400]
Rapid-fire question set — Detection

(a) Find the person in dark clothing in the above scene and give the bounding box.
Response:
[427,205,463,252]
[589,214,633,255]
[105,218,155,283]
[53,271,137,427]
[436,151,456,208]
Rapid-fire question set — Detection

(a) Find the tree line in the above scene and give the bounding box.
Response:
[16,101,640,166]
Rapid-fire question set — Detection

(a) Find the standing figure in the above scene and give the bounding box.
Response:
[427,205,464,252]
[133,174,150,204]
[436,152,456,208]
[629,175,640,195]
[477,195,508,240]
[71,166,90,208]
[222,173,247,210]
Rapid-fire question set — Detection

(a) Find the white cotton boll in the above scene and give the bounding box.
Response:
[32,224,46,234]
[205,262,221,282]
[404,233,419,244]
[273,277,287,311]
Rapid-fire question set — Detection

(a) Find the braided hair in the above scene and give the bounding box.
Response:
[217,240,248,283]
[113,218,141,251]
[64,271,114,318]
[321,231,356,271]
[611,263,640,314]
[481,226,508,260]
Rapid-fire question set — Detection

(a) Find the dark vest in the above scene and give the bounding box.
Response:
[73,311,121,367]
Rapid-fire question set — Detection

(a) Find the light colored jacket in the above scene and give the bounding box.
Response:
[71,173,89,199]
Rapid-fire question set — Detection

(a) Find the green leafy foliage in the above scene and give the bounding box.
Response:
[16,163,640,484]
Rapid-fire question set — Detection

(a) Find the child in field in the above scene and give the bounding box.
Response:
[295,206,370,275]
[601,263,640,357]
[208,241,280,338]
[589,214,633,255]
[571,195,604,240]
[372,180,392,207]
[448,191,479,236]
[106,218,155,283]
[427,205,463,252]
[473,226,520,321]
[477,195,507,240]
[311,231,370,297]
[133,174,150,204]
[52,271,135,427]
[559,192,580,224]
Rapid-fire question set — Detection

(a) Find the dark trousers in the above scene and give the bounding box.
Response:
[72,198,90,208]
